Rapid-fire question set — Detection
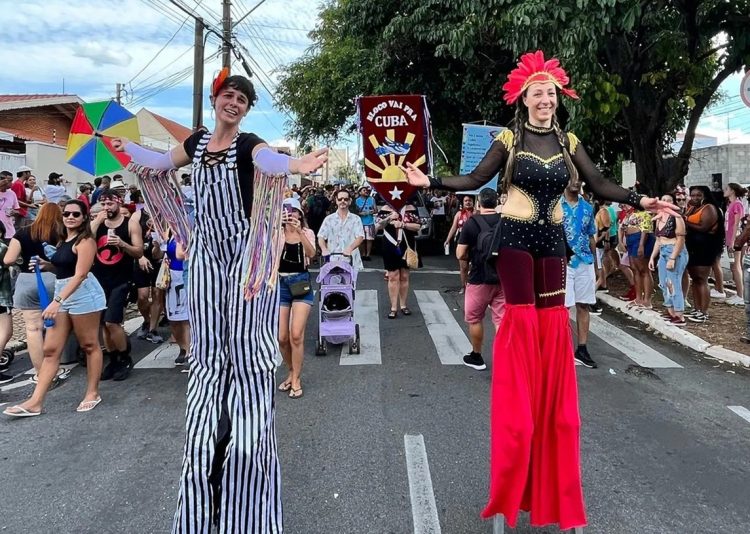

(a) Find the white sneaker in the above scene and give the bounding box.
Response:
[710,289,727,299]
[726,295,745,306]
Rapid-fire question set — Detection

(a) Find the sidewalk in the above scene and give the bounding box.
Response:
[598,291,750,368]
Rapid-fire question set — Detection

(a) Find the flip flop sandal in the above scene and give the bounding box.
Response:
[76,397,102,413]
[388,310,398,319]
[3,405,42,417]
[278,381,292,392]
[289,388,303,399]
[400,307,412,316]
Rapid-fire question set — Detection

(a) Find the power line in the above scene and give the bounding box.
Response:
[128,1,207,86]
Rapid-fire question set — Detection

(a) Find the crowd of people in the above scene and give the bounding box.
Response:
[0,166,192,415]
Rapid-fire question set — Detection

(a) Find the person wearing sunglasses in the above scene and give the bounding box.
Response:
[4,200,106,417]
[317,189,365,270]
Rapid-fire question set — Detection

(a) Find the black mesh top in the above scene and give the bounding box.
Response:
[430,123,642,208]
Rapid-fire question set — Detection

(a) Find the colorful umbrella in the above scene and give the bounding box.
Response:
[66,100,140,176]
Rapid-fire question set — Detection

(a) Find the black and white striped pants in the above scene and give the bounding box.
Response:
[173,230,282,533]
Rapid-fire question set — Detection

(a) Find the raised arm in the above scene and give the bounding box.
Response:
[568,137,642,208]
[405,137,509,192]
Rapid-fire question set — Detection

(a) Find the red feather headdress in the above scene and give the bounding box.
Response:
[211,67,230,98]
[502,51,579,105]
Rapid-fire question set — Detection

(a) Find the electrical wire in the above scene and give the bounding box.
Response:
[128,1,207,86]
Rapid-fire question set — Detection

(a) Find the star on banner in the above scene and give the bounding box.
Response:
[390,186,403,200]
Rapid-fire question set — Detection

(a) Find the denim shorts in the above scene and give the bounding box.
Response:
[14,272,56,310]
[278,271,314,307]
[54,273,107,315]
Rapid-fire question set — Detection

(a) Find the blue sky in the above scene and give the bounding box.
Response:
[1,0,748,148]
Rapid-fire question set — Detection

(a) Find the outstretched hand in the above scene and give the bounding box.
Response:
[110,137,126,152]
[293,148,329,175]
[640,197,681,218]
[402,162,430,188]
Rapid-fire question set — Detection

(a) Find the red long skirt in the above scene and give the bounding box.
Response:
[481,250,587,529]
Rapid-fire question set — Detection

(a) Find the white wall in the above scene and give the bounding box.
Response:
[0,151,25,174]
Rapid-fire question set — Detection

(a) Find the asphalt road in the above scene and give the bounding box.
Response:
[1,253,749,534]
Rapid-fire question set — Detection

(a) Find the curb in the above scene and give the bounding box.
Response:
[597,292,750,368]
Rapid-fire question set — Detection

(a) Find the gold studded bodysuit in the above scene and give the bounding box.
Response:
[431,123,641,258]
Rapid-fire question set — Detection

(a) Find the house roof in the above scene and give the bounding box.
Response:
[0,94,83,111]
[148,111,192,143]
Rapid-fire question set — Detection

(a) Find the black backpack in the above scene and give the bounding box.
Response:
[473,215,500,285]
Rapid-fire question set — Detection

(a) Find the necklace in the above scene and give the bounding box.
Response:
[524,122,554,134]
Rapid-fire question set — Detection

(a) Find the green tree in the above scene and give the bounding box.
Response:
[278,0,750,194]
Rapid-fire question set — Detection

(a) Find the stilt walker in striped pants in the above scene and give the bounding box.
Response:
[114,69,328,533]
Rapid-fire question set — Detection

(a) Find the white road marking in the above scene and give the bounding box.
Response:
[340,290,381,365]
[0,364,77,392]
[404,434,442,534]
[134,343,180,369]
[414,290,470,365]
[570,310,683,368]
[728,405,750,424]
[124,317,145,336]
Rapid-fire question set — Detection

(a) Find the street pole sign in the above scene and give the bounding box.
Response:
[741,70,750,108]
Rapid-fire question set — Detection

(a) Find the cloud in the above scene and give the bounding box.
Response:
[73,42,133,67]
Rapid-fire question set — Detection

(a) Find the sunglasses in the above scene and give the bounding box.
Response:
[62,211,83,218]
[337,197,349,202]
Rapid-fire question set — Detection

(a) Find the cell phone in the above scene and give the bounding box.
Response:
[108,229,115,238]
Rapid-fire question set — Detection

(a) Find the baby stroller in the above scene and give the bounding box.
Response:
[315,254,360,355]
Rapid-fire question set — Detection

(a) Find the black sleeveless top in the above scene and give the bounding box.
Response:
[51,239,78,280]
[92,218,133,286]
[279,242,306,274]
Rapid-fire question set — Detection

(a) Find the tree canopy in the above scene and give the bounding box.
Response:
[277,0,750,193]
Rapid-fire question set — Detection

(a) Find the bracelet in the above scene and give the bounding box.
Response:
[668,258,676,261]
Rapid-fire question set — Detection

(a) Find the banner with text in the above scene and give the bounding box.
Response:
[357,95,431,211]
[458,124,505,195]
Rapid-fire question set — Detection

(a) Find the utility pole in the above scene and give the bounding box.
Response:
[192,18,205,131]
[222,0,232,68]
[116,83,123,104]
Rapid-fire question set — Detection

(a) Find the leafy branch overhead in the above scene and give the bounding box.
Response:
[277,0,749,193]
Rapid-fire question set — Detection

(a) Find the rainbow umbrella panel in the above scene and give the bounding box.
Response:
[66,100,140,176]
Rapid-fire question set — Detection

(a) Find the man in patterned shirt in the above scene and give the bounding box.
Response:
[318,189,365,270]
[562,182,598,369]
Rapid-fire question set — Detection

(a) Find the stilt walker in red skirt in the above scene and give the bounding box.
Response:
[405,51,676,530]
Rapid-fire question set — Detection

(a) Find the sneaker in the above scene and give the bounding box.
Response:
[687,311,708,323]
[174,350,187,366]
[589,303,603,315]
[100,352,121,381]
[146,330,164,344]
[574,347,598,369]
[136,321,149,339]
[0,372,14,384]
[710,289,727,299]
[726,295,744,306]
[113,354,134,381]
[462,351,486,370]
[669,316,687,327]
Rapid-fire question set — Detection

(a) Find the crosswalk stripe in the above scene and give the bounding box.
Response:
[728,406,750,424]
[340,290,381,365]
[134,343,181,369]
[404,434,442,534]
[414,290,471,365]
[573,310,683,368]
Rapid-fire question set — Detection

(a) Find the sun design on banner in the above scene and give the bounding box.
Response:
[365,129,426,200]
